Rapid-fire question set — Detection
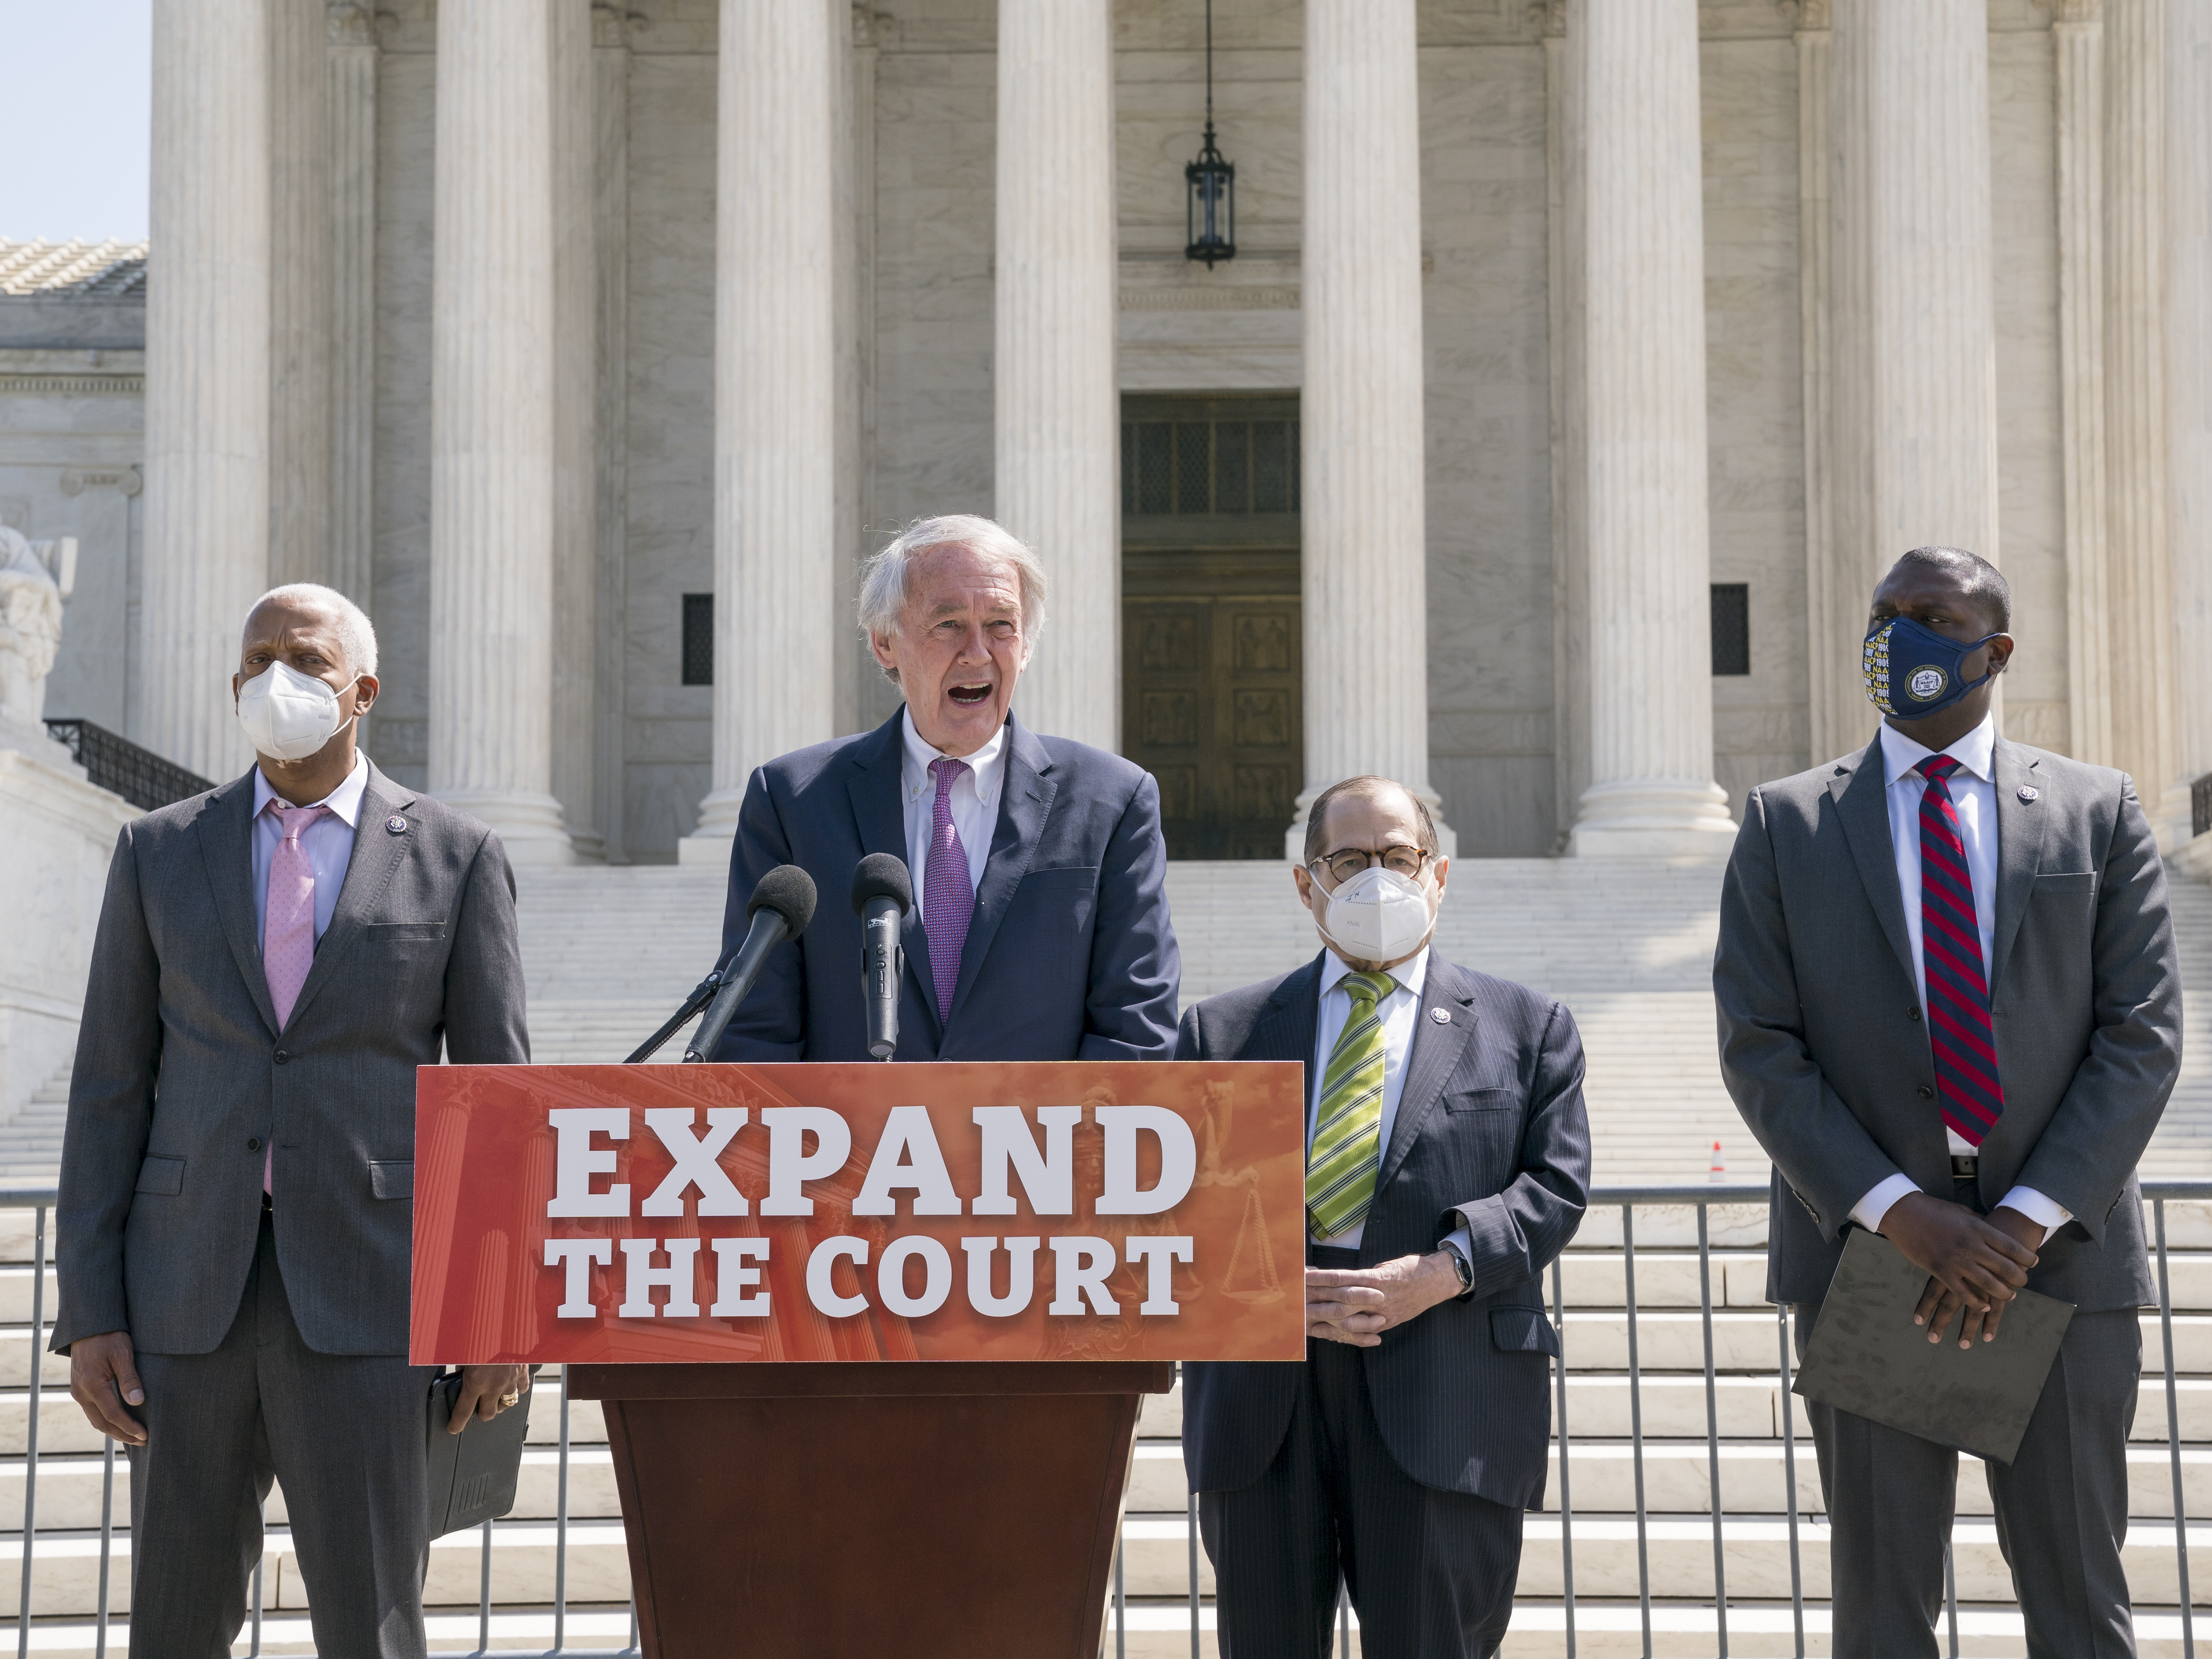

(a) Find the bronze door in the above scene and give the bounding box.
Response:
[1124,593,1302,860]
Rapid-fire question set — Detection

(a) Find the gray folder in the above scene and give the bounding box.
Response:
[1792,1229,2074,1466]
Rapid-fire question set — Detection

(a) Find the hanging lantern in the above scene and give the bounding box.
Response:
[1185,0,1236,268]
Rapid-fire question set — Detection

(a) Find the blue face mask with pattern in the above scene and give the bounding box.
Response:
[1862,615,2000,720]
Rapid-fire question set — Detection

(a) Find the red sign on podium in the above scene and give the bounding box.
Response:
[411,1061,1307,1366]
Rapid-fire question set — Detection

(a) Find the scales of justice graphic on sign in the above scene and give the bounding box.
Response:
[409,1060,1308,1367]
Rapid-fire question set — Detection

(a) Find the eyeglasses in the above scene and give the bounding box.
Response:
[1308,845,1434,885]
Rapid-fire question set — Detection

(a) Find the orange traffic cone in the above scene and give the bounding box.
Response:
[1709,1140,1725,1182]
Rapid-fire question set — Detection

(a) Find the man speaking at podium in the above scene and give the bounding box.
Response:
[1176,775,1591,1659]
[707,514,1179,1063]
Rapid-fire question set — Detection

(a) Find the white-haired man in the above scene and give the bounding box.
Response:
[709,513,1180,1062]
[53,583,532,1658]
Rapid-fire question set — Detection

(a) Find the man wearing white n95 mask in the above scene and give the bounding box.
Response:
[1175,775,1591,1658]
[53,584,531,1658]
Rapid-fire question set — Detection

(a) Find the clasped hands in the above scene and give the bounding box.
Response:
[1305,1251,1463,1347]
[1879,1192,2044,1348]
[67,1329,531,1445]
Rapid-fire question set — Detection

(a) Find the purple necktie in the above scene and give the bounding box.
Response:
[924,757,976,1022]
[1916,755,2003,1146]
[263,800,328,1192]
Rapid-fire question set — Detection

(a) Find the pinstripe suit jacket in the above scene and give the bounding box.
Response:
[1177,952,1591,1508]
[1715,738,2181,1312]
[52,762,530,1357]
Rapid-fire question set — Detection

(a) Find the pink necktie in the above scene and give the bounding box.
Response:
[924,757,976,1022]
[263,801,328,1193]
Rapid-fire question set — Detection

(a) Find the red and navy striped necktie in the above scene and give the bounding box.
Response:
[1916,754,2004,1145]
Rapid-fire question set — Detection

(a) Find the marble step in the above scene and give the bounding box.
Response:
[1554,1309,2212,1374]
[0,1443,624,1531]
[0,1377,607,1458]
[11,1602,2212,1659]
[0,1518,635,1617]
[1113,1510,2212,1606]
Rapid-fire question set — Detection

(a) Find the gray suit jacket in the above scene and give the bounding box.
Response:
[52,761,529,1357]
[1714,736,2183,1312]
[1179,953,1590,1508]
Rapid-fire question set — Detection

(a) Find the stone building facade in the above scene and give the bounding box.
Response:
[3,0,2208,873]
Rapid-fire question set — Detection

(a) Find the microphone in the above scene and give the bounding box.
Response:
[851,854,912,1061]
[684,865,818,1063]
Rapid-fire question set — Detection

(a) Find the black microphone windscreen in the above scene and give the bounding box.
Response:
[747,865,818,935]
[850,853,914,916]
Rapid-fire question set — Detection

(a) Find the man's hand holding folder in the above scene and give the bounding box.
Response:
[1879,1193,2041,1346]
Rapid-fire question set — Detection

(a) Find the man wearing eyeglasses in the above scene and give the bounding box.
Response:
[1174,774,1592,1659]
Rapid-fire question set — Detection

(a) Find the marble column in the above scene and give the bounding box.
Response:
[428,0,573,862]
[2166,0,2212,871]
[1565,0,1733,857]
[1795,1,1839,764]
[592,0,630,859]
[994,0,1119,754]
[2106,0,2178,839]
[2054,1,2113,766]
[551,0,601,860]
[683,0,840,861]
[1821,0,2000,758]
[1544,0,1590,840]
[327,0,378,608]
[141,0,271,780]
[267,0,331,588]
[1296,0,1451,856]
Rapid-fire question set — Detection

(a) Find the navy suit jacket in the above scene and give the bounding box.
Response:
[708,709,1181,1062]
[1177,952,1590,1508]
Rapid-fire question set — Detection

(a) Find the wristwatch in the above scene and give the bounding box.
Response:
[1445,1242,1475,1300]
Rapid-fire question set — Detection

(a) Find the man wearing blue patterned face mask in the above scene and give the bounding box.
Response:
[1716,544,2182,1657]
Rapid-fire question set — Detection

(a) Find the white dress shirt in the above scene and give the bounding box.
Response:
[1848,717,2071,1242]
[900,707,1004,921]
[1309,945,1476,1269]
[251,754,369,945]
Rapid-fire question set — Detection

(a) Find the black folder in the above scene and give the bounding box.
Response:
[425,1371,533,1538]
[1792,1229,2074,1465]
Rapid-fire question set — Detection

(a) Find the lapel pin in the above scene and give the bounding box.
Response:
[386,815,408,834]
[2016,787,2039,804]
[1429,1007,1452,1024]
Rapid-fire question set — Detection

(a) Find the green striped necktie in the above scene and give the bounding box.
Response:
[1307,970,1395,1241]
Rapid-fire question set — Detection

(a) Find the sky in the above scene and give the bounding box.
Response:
[0,0,153,244]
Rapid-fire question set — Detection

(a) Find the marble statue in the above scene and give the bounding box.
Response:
[0,526,78,750]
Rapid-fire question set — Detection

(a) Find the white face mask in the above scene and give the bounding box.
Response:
[1315,865,1438,965]
[236,660,357,762]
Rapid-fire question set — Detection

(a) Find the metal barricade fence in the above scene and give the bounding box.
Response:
[7,1180,2209,1657]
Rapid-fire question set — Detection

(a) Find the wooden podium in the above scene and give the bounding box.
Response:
[412,1060,1304,1659]
[570,1360,1172,1657]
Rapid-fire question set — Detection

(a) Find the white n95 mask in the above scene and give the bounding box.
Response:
[236,660,357,762]
[1318,866,1437,964]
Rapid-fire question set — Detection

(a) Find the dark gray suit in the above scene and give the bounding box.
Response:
[1178,953,1590,1658]
[55,761,529,1658]
[1716,736,2183,1658]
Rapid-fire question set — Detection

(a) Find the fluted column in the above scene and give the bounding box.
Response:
[1295,0,1451,855]
[428,0,573,862]
[1795,1,1838,764]
[994,0,1119,753]
[268,0,332,587]
[1566,0,1733,857]
[327,0,378,608]
[592,0,631,859]
[682,0,840,862]
[1820,0,2000,757]
[551,0,601,860]
[141,0,271,779]
[2107,0,2179,839]
[2055,1,2113,765]
[2167,0,2212,872]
